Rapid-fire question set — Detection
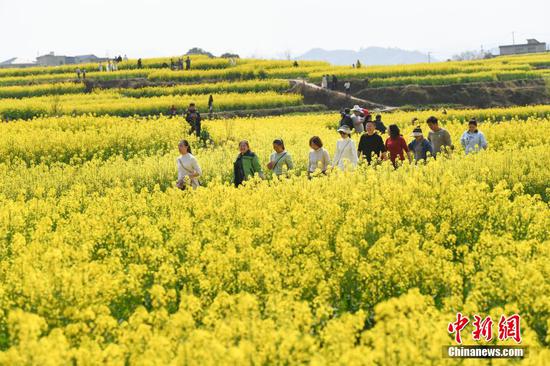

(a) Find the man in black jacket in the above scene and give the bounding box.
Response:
[358,121,387,164]
[185,103,201,137]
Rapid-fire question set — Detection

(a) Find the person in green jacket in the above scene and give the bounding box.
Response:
[234,140,264,187]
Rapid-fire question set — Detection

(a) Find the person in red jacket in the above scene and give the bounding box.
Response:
[385,124,411,167]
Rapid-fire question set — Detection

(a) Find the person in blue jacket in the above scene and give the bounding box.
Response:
[408,126,434,162]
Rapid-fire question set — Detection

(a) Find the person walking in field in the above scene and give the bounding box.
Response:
[460,118,488,154]
[385,124,411,167]
[185,56,191,70]
[408,127,434,163]
[333,125,358,170]
[374,114,387,134]
[208,95,214,115]
[350,105,365,133]
[234,140,264,187]
[185,103,202,137]
[308,136,331,176]
[358,120,387,164]
[98,63,104,72]
[426,116,453,156]
[82,69,86,79]
[176,140,202,190]
[137,58,142,69]
[168,105,178,117]
[267,139,294,177]
[76,68,81,79]
[339,108,354,130]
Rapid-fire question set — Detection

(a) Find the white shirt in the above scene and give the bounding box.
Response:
[351,114,365,133]
[177,153,202,189]
[308,148,331,173]
[333,137,358,170]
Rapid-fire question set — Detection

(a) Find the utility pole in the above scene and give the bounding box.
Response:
[512,31,515,45]
[427,52,432,63]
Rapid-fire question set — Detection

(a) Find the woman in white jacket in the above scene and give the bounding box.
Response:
[460,119,488,154]
[176,140,202,190]
[333,125,358,170]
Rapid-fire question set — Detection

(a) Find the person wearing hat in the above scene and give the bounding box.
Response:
[350,105,365,133]
[460,118,487,154]
[408,126,434,162]
[267,138,294,177]
[427,116,453,156]
[333,125,358,170]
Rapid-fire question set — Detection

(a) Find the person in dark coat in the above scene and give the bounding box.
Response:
[184,103,201,137]
[374,114,387,134]
[185,57,191,70]
[339,108,354,130]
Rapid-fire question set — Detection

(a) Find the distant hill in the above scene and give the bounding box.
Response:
[297,47,436,66]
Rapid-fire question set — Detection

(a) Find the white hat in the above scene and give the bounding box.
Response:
[337,125,352,135]
[351,105,363,113]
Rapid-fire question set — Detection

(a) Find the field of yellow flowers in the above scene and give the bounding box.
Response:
[0,104,549,365]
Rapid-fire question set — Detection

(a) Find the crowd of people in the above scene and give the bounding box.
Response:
[175,105,488,190]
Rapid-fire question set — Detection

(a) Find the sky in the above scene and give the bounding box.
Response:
[1,0,549,62]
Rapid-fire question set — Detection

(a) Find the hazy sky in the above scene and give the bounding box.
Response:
[1,0,549,62]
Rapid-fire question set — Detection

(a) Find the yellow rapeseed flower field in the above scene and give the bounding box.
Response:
[0,104,549,364]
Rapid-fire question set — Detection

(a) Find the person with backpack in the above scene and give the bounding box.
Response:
[333,125,358,170]
[385,124,411,167]
[267,139,294,177]
[358,120,387,164]
[234,140,264,187]
[308,136,331,176]
[184,103,201,137]
[339,108,354,130]
[408,127,434,163]
[460,118,488,154]
[176,140,202,190]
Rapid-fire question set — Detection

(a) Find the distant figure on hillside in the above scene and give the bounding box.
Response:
[123,54,128,61]
[460,119,488,154]
[169,105,178,117]
[234,140,264,187]
[170,59,175,70]
[76,68,81,79]
[356,60,362,68]
[344,81,351,96]
[106,61,111,72]
[426,116,453,156]
[408,127,434,163]
[293,60,299,67]
[98,63,103,72]
[321,75,328,89]
[137,58,142,69]
[267,139,294,177]
[374,114,387,134]
[82,69,86,79]
[176,140,202,190]
[208,95,214,115]
[185,103,202,137]
[185,56,191,70]
[332,75,338,90]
